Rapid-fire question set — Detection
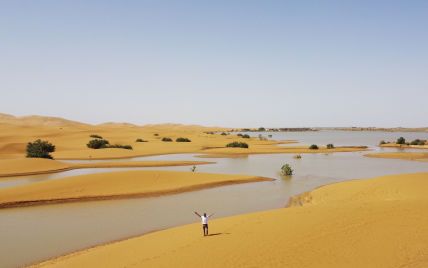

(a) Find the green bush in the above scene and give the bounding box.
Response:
[90,134,103,139]
[136,138,147,142]
[258,127,266,131]
[410,139,426,145]
[309,144,319,150]
[379,140,386,145]
[154,133,159,136]
[237,133,243,137]
[162,137,173,142]
[220,132,228,135]
[226,142,249,148]
[396,137,406,145]
[242,134,250,139]
[326,144,334,149]
[87,139,110,149]
[26,139,56,159]
[109,144,133,150]
[281,164,293,176]
[176,137,191,142]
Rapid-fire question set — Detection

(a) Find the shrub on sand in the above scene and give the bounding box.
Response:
[26,139,56,159]
[226,142,249,148]
[176,137,191,142]
[309,144,319,150]
[162,137,173,142]
[87,139,110,149]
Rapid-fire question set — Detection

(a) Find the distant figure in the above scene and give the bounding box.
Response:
[194,211,214,236]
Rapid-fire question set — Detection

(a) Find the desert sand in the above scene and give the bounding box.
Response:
[365,152,428,162]
[0,113,367,161]
[33,172,428,268]
[0,158,212,177]
[380,143,428,150]
[0,170,270,208]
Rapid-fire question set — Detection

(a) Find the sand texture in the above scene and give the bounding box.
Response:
[33,173,428,268]
[0,170,270,208]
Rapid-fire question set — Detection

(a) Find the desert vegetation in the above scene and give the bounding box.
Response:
[87,138,110,149]
[396,137,406,145]
[309,144,319,150]
[281,163,293,176]
[226,142,249,148]
[162,137,173,142]
[176,137,191,142]
[26,139,56,159]
[90,134,103,139]
[87,139,132,150]
[327,144,335,149]
[135,138,148,142]
[410,139,426,145]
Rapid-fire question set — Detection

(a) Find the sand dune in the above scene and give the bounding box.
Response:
[33,172,428,268]
[0,113,368,160]
[365,152,428,162]
[0,170,270,208]
[0,158,212,177]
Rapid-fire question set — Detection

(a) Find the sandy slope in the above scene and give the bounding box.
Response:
[0,158,212,177]
[34,173,428,268]
[0,113,368,160]
[0,170,270,208]
[380,143,428,150]
[365,152,428,162]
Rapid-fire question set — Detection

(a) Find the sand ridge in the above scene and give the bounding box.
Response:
[32,173,428,268]
[0,114,368,160]
[0,158,213,177]
[365,152,428,162]
[0,170,272,209]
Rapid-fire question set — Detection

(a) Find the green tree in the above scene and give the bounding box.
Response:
[26,139,56,159]
[326,144,334,149]
[396,137,406,145]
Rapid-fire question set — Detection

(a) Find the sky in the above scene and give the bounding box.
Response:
[1,0,427,127]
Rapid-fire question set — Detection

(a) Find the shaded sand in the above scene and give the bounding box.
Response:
[365,152,428,162]
[0,158,212,177]
[0,170,271,208]
[34,173,428,268]
[0,113,367,160]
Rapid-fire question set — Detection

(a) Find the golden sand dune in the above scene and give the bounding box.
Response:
[380,143,428,150]
[0,158,212,177]
[0,113,88,127]
[34,173,428,268]
[0,170,270,208]
[0,113,368,160]
[365,152,428,162]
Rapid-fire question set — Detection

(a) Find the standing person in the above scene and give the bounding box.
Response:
[194,211,214,236]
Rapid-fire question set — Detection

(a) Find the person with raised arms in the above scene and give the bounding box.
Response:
[194,211,214,236]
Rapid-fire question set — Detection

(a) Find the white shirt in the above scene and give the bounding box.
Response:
[201,215,209,224]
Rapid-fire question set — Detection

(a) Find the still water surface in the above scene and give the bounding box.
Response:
[0,131,427,267]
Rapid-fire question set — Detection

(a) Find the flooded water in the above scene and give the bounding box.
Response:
[0,131,427,267]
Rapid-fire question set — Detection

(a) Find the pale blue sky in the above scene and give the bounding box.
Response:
[1,1,427,127]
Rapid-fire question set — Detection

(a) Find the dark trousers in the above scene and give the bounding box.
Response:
[202,224,208,236]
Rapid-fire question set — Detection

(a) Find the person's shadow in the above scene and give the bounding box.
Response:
[207,232,230,236]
